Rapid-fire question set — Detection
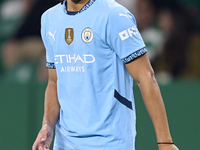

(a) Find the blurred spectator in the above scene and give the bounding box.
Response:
[135,0,164,67]
[154,0,200,79]
[183,5,200,79]
[0,0,199,82]
[1,0,58,82]
[0,0,32,76]
[0,0,32,18]
[135,0,200,81]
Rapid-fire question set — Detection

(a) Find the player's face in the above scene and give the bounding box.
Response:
[71,0,82,4]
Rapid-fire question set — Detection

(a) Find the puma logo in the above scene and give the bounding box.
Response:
[48,31,57,41]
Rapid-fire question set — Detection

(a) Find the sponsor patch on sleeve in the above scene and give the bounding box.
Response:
[46,62,56,69]
[122,47,147,64]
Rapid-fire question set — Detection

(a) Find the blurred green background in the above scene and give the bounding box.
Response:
[0,80,199,149]
[0,0,200,149]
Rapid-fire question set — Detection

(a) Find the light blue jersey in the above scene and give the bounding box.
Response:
[41,0,146,149]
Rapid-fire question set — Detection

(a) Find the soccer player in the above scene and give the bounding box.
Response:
[32,0,179,150]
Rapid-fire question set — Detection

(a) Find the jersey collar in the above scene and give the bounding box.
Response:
[63,0,96,15]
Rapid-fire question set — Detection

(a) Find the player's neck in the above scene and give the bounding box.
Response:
[66,0,90,12]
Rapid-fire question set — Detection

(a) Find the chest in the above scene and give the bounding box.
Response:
[47,16,109,54]
[46,17,113,70]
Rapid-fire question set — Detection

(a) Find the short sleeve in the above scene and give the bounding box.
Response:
[106,7,147,64]
[41,13,56,69]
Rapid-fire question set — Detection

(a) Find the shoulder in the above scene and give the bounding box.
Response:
[95,0,128,15]
[108,6,136,24]
[41,3,63,22]
[94,0,136,26]
[97,0,136,26]
[105,4,137,34]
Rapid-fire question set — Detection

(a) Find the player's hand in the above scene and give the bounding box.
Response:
[158,144,179,150]
[32,124,54,150]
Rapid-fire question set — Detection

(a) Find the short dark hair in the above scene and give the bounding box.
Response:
[60,0,65,4]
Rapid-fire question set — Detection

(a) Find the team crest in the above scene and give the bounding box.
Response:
[82,28,93,43]
[65,28,74,45]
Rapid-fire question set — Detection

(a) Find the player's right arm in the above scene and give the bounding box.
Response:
[32,69,60,150]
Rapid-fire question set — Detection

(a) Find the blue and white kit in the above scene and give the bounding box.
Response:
[41,0,146,149]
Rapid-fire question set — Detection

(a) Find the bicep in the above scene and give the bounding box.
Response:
[48,69,57,84]
[45,69,59,108]
[125,53,155,84]
[44,69,60,127]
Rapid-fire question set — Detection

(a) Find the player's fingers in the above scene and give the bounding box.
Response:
[32,143,37,150]
[38,146,44,150]
[32,138,41,150]
[32,133,45,150]
[40,128,49,142]
[41,136,47,142]
[43,143,50,150]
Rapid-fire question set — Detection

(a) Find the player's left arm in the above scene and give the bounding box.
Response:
[125,53,179,150]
